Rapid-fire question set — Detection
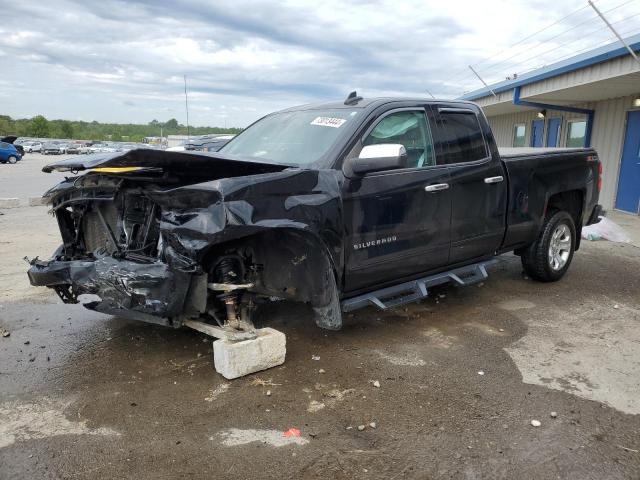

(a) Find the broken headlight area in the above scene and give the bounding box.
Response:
[27,186,260,333]
[54,188,163,261]
[27,187,202,326]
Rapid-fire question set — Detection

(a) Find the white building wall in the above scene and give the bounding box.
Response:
[484,94,639,211]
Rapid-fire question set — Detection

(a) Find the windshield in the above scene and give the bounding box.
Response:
[220,109,360,166]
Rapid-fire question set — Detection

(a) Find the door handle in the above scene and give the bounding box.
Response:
[425,183,449,192]
[484,176,504,184]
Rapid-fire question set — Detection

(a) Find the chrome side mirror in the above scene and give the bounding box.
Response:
[348,144,407,175]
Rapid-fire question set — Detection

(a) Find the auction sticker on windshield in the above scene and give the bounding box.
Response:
[310,117,347,128]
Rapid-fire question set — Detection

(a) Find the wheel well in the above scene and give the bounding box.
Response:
[546,190,583,250]
[199,228,337,306]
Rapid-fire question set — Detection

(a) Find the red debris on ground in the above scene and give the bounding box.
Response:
[283,428,301,438]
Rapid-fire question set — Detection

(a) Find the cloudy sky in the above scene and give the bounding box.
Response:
[1,0,638,127]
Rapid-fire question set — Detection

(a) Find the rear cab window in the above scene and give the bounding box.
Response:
[436,108,488,164]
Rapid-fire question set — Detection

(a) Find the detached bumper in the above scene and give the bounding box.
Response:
[28,256,193,326]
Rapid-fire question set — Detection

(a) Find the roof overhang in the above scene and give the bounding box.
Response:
[474,63,640,116]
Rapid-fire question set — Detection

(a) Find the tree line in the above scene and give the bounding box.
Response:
[0,115,242,143]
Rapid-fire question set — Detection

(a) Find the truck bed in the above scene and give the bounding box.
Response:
[498,146,599,252]
[499,147,591,158]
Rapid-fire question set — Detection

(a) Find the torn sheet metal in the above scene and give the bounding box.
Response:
[28,149,343,328]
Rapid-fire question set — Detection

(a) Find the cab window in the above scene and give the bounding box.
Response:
[363,111,435,168]
[438,111,488,163]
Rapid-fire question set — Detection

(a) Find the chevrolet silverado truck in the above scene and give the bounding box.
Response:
[27,94,602,333]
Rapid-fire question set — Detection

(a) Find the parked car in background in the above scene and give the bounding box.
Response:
[42,142,65,155]
[185,134,235,152]
[1,136,25,156]
[24,141,43,153]
[165,135,234,152]
[65,144,81,154]
[89,143,117,153]
[120,144,138,152]
[0,140,22,164]
[77,145,92,154]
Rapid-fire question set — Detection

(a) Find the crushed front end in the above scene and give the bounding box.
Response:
[27,149,344,332]
[27,175,199,327]
[28,149,342,332]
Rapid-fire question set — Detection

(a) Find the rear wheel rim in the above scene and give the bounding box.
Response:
[548,223,571,271]
[8,156,16,164]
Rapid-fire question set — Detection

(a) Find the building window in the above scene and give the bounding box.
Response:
[566,120,587,147]
[513,124,526,147]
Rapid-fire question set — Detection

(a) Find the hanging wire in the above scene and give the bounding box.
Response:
[478,13,640,85]
[516,25,640,78]
[445,2,594,81]
[448,0,638,86]
[458,25,639,95]
[472,0,637,77]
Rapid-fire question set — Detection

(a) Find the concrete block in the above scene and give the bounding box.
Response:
[0,198,20,209]
[213,327,286,379]
[28,197,47,207]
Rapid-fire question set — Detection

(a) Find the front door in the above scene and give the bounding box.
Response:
[343,108,452,292]
[546,117,562,147]
[531,119,544,147]
[615,110,640,214]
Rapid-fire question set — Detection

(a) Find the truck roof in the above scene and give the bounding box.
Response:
[278,97,477,113]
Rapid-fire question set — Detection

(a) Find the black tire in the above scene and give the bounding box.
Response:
[7,155,17,164]
[521,210,576,282]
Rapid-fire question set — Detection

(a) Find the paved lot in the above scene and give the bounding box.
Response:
[0,153,70,199]
[1,202,639,479]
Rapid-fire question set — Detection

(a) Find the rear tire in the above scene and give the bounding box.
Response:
[521,210,576,282]
[7,155,17,164]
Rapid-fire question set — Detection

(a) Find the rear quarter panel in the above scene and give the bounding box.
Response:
[501,150,598,249]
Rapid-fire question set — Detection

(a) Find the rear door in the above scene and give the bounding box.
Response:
[342,107,452,292]
[432,106,507,263]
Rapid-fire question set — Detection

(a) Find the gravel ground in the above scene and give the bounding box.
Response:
[1,205,639,479]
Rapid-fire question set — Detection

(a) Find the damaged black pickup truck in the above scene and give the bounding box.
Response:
[28,96,602,333]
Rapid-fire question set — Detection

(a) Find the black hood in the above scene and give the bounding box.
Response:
[42,148,289,179]
[1,136,18,144]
